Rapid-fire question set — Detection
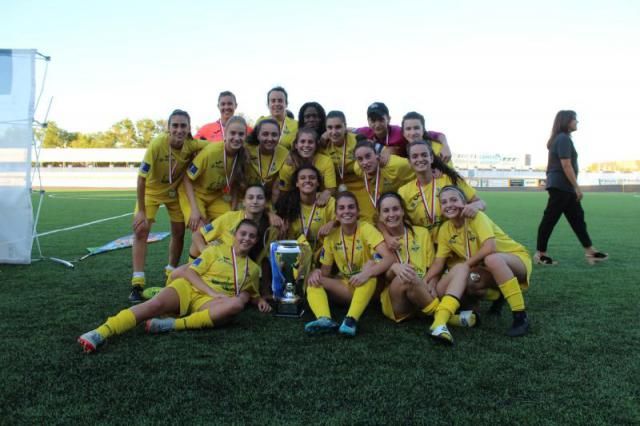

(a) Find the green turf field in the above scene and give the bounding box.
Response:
[1,190,639,424]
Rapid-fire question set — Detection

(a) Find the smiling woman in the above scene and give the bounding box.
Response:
[179,116,249,231]
[254,86,299,150]
[130,109,208,303]
[77,219,272,354]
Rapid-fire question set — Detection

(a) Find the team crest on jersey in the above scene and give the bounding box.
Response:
[189,164,198,175]
[449,234,459,244]
[140,162,150,173]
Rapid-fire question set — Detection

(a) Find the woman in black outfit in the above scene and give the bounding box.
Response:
[535,110,607,265]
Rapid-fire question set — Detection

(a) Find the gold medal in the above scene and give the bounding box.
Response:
[338,184,348,192]
[168,189,177,199]
[223,194,231,202]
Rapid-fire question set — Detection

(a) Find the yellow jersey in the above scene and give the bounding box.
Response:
[436,211,528,261]
[390,225,435,279]
[354,155,415,221]
[245,143,289,187]
[398,175,476,239]
[278,153,337,192]
[190,244,260,299]
[286,197,336,248]
[139,134,207,198]
[320,221,384,277]
[187,142,239,200]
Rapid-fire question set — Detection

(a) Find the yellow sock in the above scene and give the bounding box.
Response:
[346,279,376,320]
[431,295,460,330]
[174,310,214,331]
[96,309,137,338]
[307,286,332,319]
[484,288,501,301]
[421,298,440,315]
[131,276,145,288]
[498,277,526,312]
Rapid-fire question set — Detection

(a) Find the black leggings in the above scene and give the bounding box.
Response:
[536,189,592,252]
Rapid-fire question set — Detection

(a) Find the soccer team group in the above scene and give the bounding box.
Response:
[77,86,532,353]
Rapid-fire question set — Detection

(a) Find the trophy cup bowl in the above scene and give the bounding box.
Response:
[270,240,311,318]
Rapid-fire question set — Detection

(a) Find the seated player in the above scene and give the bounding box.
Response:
[77,220,271,354]
[275,165,336,252]
[304,192,394,337]
[376,192,476,330]
[427,185,531,340]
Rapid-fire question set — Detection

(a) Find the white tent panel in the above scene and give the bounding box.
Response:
[0,49,35,264]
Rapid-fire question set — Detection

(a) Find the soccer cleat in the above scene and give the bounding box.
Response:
[304,317,339,336]
[77,330,105,353]
[145,317,176,334]
[506,311,530,337]
[338,316,358,337]
[457,310,477,328]
[128,285,144,304]
[488,295,506,316]
[429,325,454,345]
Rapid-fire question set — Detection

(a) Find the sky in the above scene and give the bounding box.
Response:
[3,0,639,167]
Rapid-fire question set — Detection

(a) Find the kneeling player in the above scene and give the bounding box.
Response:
[78,220,271,353]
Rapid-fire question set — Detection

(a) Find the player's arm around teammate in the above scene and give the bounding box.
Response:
[376,192,477,333]
[431,186,530,340]
[78,220,270,354]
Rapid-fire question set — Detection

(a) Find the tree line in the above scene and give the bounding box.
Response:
[36,118,167,149]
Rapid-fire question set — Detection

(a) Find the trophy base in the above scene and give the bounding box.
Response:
[273,300,305,318]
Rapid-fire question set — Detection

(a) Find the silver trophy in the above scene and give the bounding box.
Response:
[270,240,312,317]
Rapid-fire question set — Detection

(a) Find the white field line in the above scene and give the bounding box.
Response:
[36,212,133,237]
[47,194,136,201]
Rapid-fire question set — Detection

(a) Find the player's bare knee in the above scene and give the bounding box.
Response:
[483,253,503,270]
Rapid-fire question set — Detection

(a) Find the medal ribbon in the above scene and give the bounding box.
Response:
[168,148,178,184]
[300,202,318,238]
[417,179,436,224]
[257,149,276,185]
[340,224,358,275]
[364,164,381,208]
[463,220,472,260]
[223,147,238,191]
[231,247,249,296]
[218,119,225,140]
[278,119,287,146]
[394,226,411,265]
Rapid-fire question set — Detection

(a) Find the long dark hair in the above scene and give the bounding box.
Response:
[547,110,576,149]
[298,102,327,135]
[243,185,271,261]
[246,118,280,146]
[275,165,323,226]
[377,191,415,237]
[406,140,462,185]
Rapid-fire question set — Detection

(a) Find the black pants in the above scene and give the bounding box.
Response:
[536,188,592,252]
